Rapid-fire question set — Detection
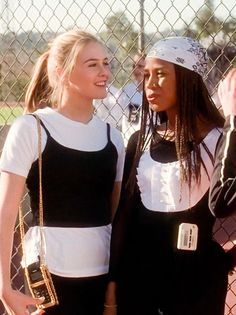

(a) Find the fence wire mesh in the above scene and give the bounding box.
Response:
[0,0,236,314]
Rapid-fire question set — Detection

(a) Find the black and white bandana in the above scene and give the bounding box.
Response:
[147,36,208,77]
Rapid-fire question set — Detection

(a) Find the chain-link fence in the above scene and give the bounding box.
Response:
[0,0,236,314]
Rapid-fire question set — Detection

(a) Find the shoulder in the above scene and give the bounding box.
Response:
[203,127,222,142]
[126,130,139,153]
[201,127,222,155]
[9,113,37,134]
[109,124,125,149]
[92,116,123,144]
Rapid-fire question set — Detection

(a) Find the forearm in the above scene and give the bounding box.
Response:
[0,172,25,296]
[0,217,15,295]
[105,281,117,305]
[209,115,236,217]
[111,182,122,220]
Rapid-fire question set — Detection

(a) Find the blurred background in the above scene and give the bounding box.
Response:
[0,0,235,314]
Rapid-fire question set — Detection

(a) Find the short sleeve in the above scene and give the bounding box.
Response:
[0,115,38,177]
[110,126,125,182]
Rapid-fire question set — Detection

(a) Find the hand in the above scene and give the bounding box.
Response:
[103,305,117,315]
[218,68,236,117]
[1,288,45,315]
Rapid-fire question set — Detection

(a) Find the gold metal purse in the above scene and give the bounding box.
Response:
[19,114,59,309]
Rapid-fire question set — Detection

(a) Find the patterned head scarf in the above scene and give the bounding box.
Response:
[146,36,209,77]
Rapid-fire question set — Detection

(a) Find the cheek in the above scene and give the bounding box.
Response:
[163,79,176,98]
[170,81,177,102]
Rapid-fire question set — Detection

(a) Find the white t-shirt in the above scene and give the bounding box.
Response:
[94,84,123,130]
[0,107,125,278]
[117,82,143,146]
[0,107,125,181]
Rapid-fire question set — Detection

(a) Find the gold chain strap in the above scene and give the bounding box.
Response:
[19,115,59,309]
[19,114,45,264]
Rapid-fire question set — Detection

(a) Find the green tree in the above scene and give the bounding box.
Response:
[193,0,220,38]
[191,0,235,42]
[100,11,139,87]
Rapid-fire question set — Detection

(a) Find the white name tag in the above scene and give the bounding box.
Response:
[177,223,198,251]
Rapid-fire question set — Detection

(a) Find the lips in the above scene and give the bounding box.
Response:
[147,94,159,102]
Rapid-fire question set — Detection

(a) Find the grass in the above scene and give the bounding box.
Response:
[0,106,24,125]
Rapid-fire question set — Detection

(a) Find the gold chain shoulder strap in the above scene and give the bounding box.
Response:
[19,114,45,263]
[19,115,59,309]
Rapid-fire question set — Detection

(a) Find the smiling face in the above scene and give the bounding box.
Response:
[144,58,177,115]
[67,41,111,102]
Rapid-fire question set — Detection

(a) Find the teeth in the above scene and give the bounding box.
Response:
[96,82,106,86]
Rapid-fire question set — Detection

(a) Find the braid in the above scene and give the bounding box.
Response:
[174,64,224,188]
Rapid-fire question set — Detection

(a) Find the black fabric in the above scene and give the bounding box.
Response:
[209,115,236,217]
[45,274,108,315]
[26,118,118,227]
[109,130,229,315]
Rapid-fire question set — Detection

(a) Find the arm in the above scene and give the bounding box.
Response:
[111,181,122,220]
[209,68,236,217]
[0,172,44,314]
[104,132,139,312]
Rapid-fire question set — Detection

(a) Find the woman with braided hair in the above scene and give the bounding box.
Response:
[104,37,231,315]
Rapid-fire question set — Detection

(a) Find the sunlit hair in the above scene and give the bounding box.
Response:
[127,64,224,193]
[25,29,103,113]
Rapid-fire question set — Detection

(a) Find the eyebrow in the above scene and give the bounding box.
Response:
[144,64,168,70]
[84,57,109,64]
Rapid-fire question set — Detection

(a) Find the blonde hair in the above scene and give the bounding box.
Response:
[25,29,102,113]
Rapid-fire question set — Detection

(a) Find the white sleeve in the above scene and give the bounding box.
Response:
[0,115,39,177]
[116,89,130,111]
[110,127,125,182]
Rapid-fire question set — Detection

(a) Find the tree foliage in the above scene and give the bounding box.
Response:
[100,11,139,87]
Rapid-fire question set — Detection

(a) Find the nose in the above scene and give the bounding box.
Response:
[99,64,110,79]
[146,75,158,89]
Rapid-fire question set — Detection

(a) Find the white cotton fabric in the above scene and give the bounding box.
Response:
[21,225,112,277]
[94,84,123,129]
[0,107,125,277]
[0,107,125,181]
[147,36,208,77]
[117,82,143,146]
[136,128,221,212]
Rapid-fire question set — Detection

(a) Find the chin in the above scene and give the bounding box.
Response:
[149,103,162,112]
[95,92,108,99]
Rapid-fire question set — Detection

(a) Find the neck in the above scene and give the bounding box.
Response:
[165,109,177,131]
[57,104,94,124]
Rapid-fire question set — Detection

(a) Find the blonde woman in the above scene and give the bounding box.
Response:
[0,29,125,315]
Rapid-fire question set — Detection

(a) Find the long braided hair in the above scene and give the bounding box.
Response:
[126,64,225,194]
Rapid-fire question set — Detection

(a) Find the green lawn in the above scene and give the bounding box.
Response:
[0,106,24,125]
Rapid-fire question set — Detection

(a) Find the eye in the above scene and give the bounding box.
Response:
[156,71,164,76]
[144,72,150,79]
[88,63,97,67]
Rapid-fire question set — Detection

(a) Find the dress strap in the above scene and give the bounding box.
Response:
[106,123,111,142]
[31,114,50,137]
